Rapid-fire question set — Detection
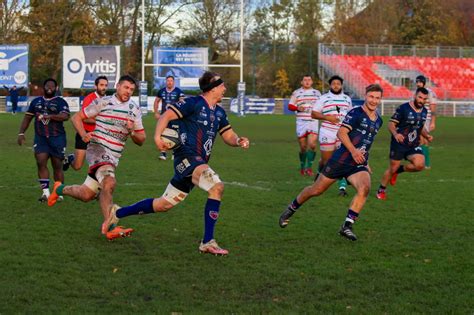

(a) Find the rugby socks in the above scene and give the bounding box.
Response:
[56,184,65,196]
[306,150,316,169]
[287,198,301,213]
[203,198,221,243]
[344,209,359,227]
[299,152,307,171]
[396,165,405,174]
[39,179,50,196]
[421,145,431,167]
[338,178,347,191]
[116,198,155,218]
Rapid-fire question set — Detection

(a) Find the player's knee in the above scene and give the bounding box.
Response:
[414,162,424,171]
[357,185,370,197]
[208,182,224,198]
[101,177,116,193]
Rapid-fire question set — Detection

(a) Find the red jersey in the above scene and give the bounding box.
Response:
[82,92,100,132]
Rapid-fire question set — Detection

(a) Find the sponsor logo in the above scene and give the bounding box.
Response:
[209,211,219,220]
[67,58,117,74]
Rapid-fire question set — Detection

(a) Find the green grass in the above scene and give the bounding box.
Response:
[0,113,473,313]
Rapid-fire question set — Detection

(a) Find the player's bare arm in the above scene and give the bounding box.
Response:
[154,109,179,151]
[221,128,249,149]
[430,103,437,131]
[389,121,404,143]
[421,127,433,142]
[337,126,365,164]
[126,119,146,146]
[17,113,34,145]
[71,112,93,143]
[311,110,339,123]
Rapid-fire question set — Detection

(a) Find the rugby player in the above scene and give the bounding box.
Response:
[47,75,146,240]
[288,74,321,176]
[153,75,185,160]
[279,84,384,241]
[63,76,108,171]
[376,87,433,200]
[17,78,70,202]
[415,75,437,169]
[312,75,352,196]
[101,71,250,255]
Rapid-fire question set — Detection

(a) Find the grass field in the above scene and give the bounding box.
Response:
[0,113,473,313]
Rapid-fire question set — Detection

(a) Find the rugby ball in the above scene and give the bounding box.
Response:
[160,128,181,150]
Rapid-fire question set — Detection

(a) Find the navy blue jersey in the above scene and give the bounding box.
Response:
[330,106,383,166]
[390,102,428,147]
[157,87,185,114]
[168,96,231,162]
[26,96,70,137]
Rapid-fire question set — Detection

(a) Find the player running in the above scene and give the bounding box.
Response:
[312,75,352,196]
[415,75,437,169]
[153,75,185,160]
[376,87,433,200]
[279,84,384,241]
[101,71,250,255]
[17,78,70,202]
[63,76,108,171]
[288,74,321,176]
[47,75,146,240]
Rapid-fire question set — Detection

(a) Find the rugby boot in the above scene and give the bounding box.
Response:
[199,239,229,256]
[106,226,134,240]
[279,207,296,228]
[339,224,358,241]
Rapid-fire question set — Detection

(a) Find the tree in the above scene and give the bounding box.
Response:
[273,68,291,97]
[0,0,27,42]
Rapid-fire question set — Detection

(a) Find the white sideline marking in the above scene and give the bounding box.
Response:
[224,181,271,191]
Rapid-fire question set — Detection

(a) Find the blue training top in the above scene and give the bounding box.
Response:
[157,87,185,114]
[330,106,383,166]
[390,102,428,148]
[168,95,231,162]
[26,96,70,137]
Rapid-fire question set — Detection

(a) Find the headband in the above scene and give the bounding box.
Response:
[201,78,224,92]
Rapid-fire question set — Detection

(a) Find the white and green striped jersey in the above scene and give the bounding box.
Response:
[313,91,352,132]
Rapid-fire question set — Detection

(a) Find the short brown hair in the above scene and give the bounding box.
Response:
[365,84,383,95]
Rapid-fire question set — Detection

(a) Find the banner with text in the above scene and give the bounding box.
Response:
[153,47,208,90]
[230,98,275,114]
[63,46,120,89]
[0,44,29,88]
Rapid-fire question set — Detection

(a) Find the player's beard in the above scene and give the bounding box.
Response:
[44,90,55,98]
[414,99,424,109]
[97,88,106,97]
[330,88,342,95]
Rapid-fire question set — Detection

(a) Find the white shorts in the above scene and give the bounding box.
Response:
[296,119,319,138]
[424,117,432,132]
[319,128,341,151]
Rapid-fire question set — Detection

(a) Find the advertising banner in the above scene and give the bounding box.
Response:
[153,47,208,90]
[230,98,275,114]
[0,44,28,88]
[63,46,120,89]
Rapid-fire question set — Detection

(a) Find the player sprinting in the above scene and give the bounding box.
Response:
[415,75,437,169]
[101,71,250,255]
[288,74,321,176]
[17,78,70,202]
[312,75,352,196]
[279,84,384,241]
[63,76,108,171]
[376,87,433,200]
[153,75,185,160]
[47,75,146,240]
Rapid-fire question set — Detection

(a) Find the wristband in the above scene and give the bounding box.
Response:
[18,133,24,136]
[236,137,241,146]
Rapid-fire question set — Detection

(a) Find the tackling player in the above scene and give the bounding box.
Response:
[312,75,352,196]
[101,71,250,255]
[17,78,70,202]
[63,76,108,171]
[376,87,433,200]
[288,74,321,176]
[279,84,384,241]
[153,75,185,160]
[415,75,437,169]
[47,75,146,240]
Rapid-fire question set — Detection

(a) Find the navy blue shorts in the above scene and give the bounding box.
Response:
[170,156,207,193]
[390,141,423,161]
[75,132,88,150]
[321,159,369,180]
[34,134,66,158]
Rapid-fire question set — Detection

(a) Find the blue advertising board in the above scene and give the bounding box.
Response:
[62,46,120,89]
[0,44,29,88]
[153,47,208,90]
[230,98,275,114]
